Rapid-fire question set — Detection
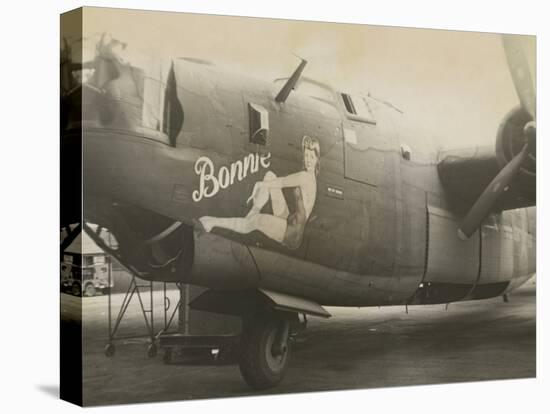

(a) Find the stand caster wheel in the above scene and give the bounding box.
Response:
[147,343,157,358]
[104,343,115,357]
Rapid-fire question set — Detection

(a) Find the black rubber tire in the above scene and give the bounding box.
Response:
[71,283,81,297]
[84,283,96,297]
[238,316,291,390]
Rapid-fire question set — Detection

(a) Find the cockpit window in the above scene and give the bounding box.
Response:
[62,34,184,145]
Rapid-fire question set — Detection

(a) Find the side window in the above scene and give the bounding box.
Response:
[248,102,269,145]
[341,93,376,124]
[163,63,184,147]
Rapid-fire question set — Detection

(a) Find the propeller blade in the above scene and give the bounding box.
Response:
[458,144,529,240]
[502,35,536,121]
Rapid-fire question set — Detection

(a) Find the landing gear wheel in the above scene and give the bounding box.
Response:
[84,284,96,297]
[147,343,157,358]
[71,283,81,297]
[104,343,115,357]
[238,315,291,390]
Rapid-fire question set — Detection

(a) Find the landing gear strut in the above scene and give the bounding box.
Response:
[238,313,293,390]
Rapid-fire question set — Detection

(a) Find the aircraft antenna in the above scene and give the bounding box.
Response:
[275,57,307,103]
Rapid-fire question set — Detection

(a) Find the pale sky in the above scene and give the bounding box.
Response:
[80,7,536,150]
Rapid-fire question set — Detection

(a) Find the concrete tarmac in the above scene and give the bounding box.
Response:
[61,279,536,406]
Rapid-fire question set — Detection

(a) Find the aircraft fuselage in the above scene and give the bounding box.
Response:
[78,58,535,307]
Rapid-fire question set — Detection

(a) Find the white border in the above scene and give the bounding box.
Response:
[1,1,547,413]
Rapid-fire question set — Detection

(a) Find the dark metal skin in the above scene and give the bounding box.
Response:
[62,37,535,309]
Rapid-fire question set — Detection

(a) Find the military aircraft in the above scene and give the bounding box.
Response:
[60,32,536,390]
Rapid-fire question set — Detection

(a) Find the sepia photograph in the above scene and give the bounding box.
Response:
[57,5,538,407]
[4,1,549,413]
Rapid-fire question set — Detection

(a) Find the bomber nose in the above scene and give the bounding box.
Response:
[61,38,145,134]
[61,34,184,147]
[80,57,143,132]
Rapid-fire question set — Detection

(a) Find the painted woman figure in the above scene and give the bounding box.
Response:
[199,135,321,249]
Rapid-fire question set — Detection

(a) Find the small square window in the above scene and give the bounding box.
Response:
[248,103,269,145]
